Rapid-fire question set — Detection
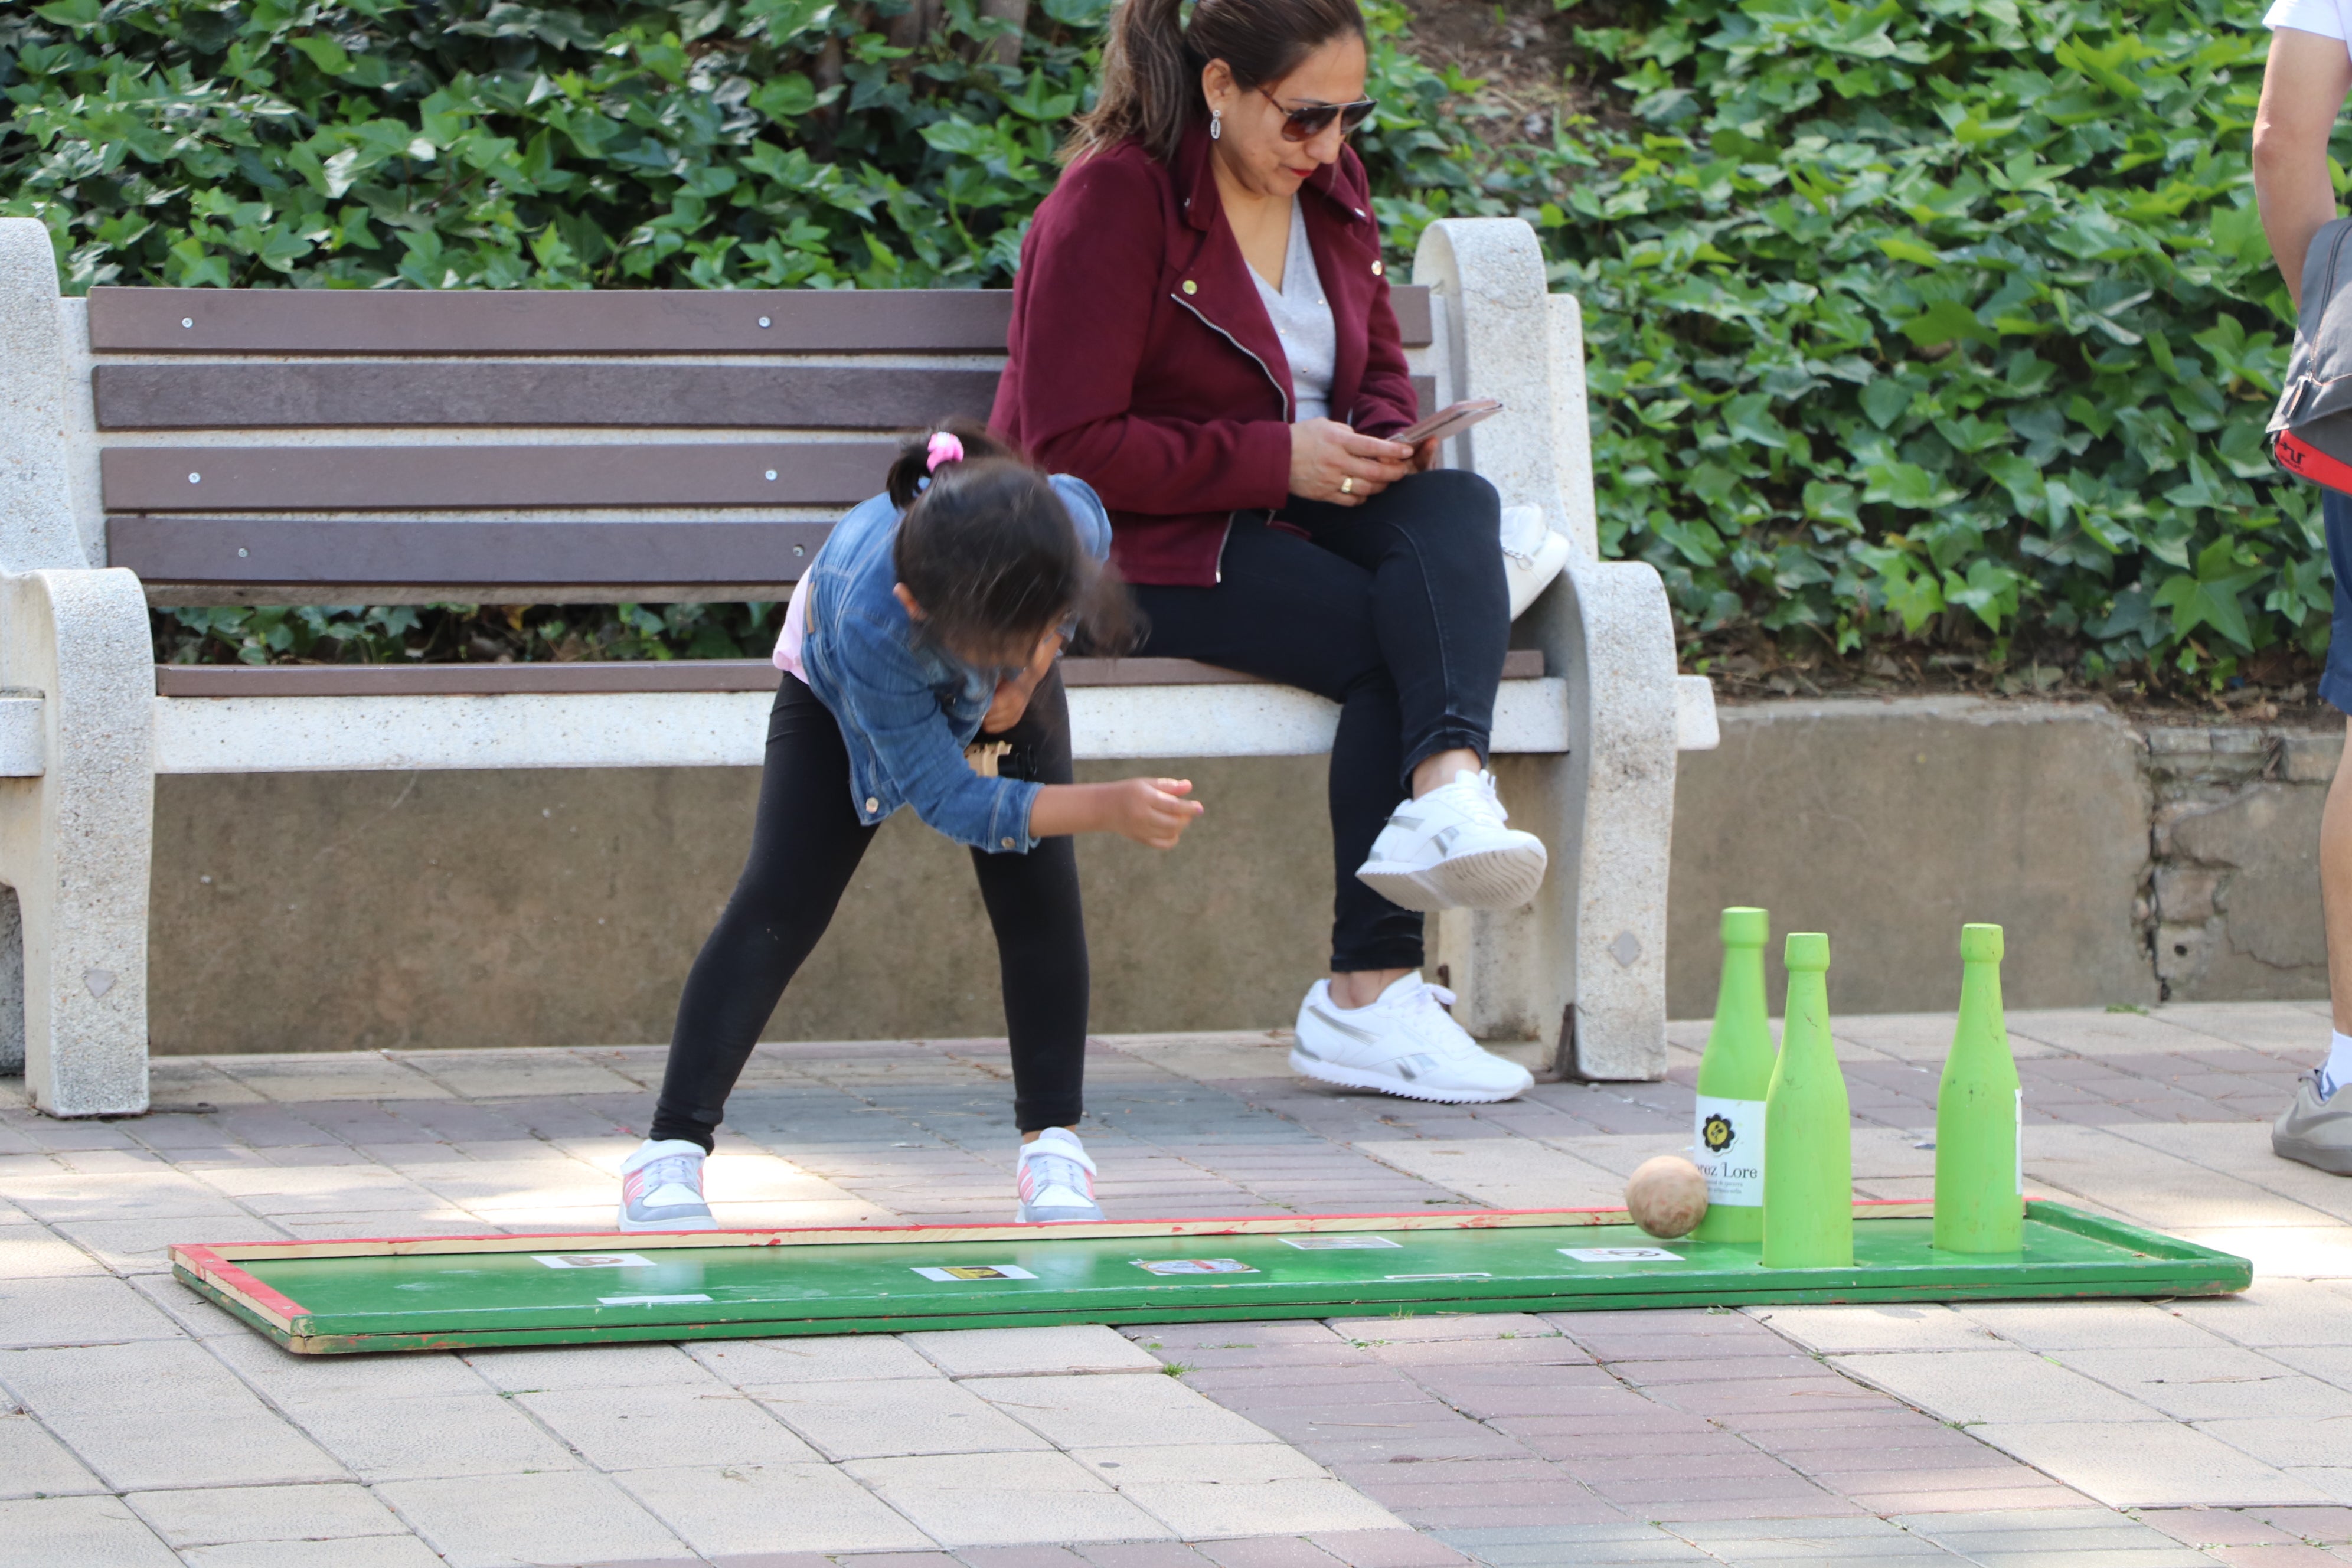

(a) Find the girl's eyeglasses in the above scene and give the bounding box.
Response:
[1259,90,1377,142]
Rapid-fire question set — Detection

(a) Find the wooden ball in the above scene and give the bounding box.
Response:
[1625,1155,1709,1239]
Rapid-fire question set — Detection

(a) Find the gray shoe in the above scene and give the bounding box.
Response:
[2274,1072,2352,1175]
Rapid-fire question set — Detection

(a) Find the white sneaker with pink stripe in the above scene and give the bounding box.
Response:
[618,1138,718,1233]
[1015,1127,1103,1223]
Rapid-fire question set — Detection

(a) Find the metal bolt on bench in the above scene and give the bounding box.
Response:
[0,214,1716,1118]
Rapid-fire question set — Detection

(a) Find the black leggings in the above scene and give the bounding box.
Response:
[1129,468,1507,975]
[648,669,1087,1149]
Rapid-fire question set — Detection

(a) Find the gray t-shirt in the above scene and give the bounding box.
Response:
[1252,200,1337,423]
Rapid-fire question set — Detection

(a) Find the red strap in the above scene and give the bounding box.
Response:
[2275,429,2352,494]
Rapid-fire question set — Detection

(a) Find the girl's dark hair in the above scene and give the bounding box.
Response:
[885,418,1136,661]
[1062,0,1366,166]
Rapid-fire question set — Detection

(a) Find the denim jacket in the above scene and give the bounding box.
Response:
[799,474,1110,854]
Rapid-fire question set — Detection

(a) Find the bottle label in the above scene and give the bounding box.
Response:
[1693,1094,1765,1207]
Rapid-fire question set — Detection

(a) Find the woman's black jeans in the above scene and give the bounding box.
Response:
[648,669,1087,1149]
[1129,468,1508,975]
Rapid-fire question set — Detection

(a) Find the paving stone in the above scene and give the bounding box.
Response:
[1429,1523,1708,1566]
[2137,1510,2307,1548]
[1831,1349,2171,1425]
[0,1224,101,1278]
[0,1412,104,1500]
[1949,1301,2231,1353]
[464,1341,716,1393]
[0,1340,345,1491]
[1969,1422,2332,1508]
[125,1481,407,1547]
[1076,1543,1216,1568]
[2174,1280,2352,1348]
[1747,1303,1999,1354]
[1324,1314,1559,1344]
[759,1374,1054,1460]
[0,1494,184,1568]
[693,1333,943,1385]
[956,1547,1092,1568]
[178,1537,449,1568]
[1192,1540,1343,1568]
[521,1383,823,1470]
[1302,1529,1468,1567]
[847,1451,1173,1547]
[203,1332,489,1405]
[613,1461,934,1555]
[277,1391,582,1482]
[972,1372,1274,1448]
[374,1470,697,1567]
[46,1213,288,1274]
[910,1324,1165,1378]
[2050,1346,2352,1421]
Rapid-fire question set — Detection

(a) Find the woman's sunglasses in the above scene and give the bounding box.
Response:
[1260,90,1377,142]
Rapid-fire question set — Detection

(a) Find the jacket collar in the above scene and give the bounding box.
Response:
[1174,120,1371,234]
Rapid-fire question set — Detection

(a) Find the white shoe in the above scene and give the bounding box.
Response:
[618,1138,719,1233]
[1354,769,1548,911]
[1291,973,1534,1103]
[1016,1127,1105,1223]
[1501,504,1572,620]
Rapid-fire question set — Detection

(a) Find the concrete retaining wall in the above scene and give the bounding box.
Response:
[145,697,2343,1054]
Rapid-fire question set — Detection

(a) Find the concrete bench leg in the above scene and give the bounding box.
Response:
[1416,217,1680,1082]
[0,569,155,1116]
[1435,553,1680,1081]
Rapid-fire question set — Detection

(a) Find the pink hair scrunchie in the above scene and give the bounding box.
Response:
[926,431,965,472]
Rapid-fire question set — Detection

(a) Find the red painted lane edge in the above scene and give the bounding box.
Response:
[172,1197,1959,1260]
[171,1244,309,1329]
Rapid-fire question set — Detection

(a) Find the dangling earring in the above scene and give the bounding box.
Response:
[1210,107,1222,141]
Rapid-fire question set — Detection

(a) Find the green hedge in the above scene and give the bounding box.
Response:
[0,0,2328,688]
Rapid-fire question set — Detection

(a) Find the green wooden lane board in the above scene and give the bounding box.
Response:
[171,1200,2249,1355]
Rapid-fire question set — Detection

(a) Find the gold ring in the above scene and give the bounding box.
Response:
[1341,476,1354,495]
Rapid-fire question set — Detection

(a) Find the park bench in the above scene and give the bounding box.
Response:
[0,214,1715,1119]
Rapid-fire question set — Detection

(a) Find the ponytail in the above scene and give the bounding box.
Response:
[886,419,1139,660]
[884,416,1021,511]
[1062,0,1367,167]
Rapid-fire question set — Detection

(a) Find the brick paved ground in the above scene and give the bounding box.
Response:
[4,1000,2352,1564]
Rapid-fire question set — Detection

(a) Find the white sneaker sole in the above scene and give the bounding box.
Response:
[1288,1048,1530,1104]
[1416,841,1548,910]
[1354,860,1450,912]
[615,1209,720,1233]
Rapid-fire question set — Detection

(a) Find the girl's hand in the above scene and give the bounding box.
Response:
[1411,436,1440,473]
[1108,778,1203,848]
[1289,419,1413,507]
[1030,778,1204,846]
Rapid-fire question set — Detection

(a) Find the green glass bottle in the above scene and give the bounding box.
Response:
[1933,923,2024,1253]
[1762,932,1853,1269]
[1693,907,1773,1243]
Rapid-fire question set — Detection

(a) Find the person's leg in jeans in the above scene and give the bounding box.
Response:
[1131,515,1423,978]
[2277,487,2352,1170]
[649,675,879,1151]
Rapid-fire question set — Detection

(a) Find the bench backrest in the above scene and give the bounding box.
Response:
[73,285,1442,606]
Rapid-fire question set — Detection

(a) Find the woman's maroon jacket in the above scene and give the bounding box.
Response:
[988,122,1420,587]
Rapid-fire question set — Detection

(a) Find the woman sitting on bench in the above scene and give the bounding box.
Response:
[991,0,1542,1103]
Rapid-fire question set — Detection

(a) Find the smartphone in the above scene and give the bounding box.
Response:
[1393,398,1504,447]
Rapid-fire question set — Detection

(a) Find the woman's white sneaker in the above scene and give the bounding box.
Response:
[618,1138,719,1232]
[1016,1127,1105,1222]
[1291,973,1534,1103]
[1354,769,1547,912]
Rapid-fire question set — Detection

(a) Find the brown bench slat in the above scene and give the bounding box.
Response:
[94,364,1005,433]
[103,443,895,511]
[95,365,1439,432]
[153,649,1543,698]
[90,285,1436,354]
[109,518,834,586]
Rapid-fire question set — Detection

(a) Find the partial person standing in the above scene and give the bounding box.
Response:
[2256,3,2352,1170]
[991,0,1544,1104]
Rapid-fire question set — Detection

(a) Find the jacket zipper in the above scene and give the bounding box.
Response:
[1171,292,1289,585]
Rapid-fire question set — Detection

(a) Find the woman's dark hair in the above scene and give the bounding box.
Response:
[1062,0,1366,166]
[884,418,1136,661]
